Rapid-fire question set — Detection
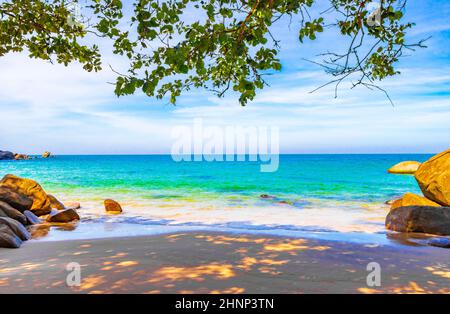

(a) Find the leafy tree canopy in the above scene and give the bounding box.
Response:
[0,0,426,105]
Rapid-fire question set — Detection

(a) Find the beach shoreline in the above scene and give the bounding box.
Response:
[1,231,448,294]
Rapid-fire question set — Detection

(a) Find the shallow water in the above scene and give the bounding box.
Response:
[0,154,430,244]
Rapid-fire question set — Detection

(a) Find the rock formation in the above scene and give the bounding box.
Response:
[388,161,421,174]
[104,199,123,214]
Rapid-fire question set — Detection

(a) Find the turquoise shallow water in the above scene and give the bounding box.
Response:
[0,154,431,243]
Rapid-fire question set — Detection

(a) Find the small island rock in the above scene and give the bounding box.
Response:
[0,150,14,160]
[388,161,421,174]
[14,154,30,160]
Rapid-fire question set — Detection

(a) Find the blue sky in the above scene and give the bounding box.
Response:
[0,0,449,154]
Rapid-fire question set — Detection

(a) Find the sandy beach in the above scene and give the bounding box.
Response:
[0,231,448,294]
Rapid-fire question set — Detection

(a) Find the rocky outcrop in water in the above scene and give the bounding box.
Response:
[14,154,30,160]
[388,161,421,174]
[42,151,52,158]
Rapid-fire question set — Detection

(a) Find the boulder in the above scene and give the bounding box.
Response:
[0,201,27,225]
[0,186,32,212]
[388,161,421,174]
[427,237,450,248]
[0,150,14,160]
[42,151,51,158]
[48,194,65,210]
[415,149,450,206]
[386,206,450,235]
[104,199,122,213]
[390,193,441,211]
[0,225,22,248]
[0,217,31,241]
[0,174,51,215]
[66,202,81,210]
[46,208,80,223]
[14,153,30,160]
[24,210,42,225]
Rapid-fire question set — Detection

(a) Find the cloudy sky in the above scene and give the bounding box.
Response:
[1,0,449,154]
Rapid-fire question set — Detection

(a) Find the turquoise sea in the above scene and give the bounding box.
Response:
[0,154,430,244]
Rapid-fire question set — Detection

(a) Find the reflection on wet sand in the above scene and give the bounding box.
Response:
[0,232,448,294]
[28,222,79,239]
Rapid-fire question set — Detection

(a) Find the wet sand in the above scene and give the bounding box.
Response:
[0,232,449,294]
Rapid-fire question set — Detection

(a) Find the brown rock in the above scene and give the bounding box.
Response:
[388,161,421,174]
[104,199,122,213]
[0,201,27,225]
[42,151,51,158]
[415,149,450,206]
[0,174,51,215]
[0,186,32,212]
[24,210,42,225]
[0,217,30,241]
[0,225,22,248]
[46,208,80,223]
[386,206,450,236]
[390,193,441,211]
[48,194,65,210]
[65,202,81,210]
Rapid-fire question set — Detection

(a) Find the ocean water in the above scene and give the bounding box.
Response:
[0,154,430,243]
